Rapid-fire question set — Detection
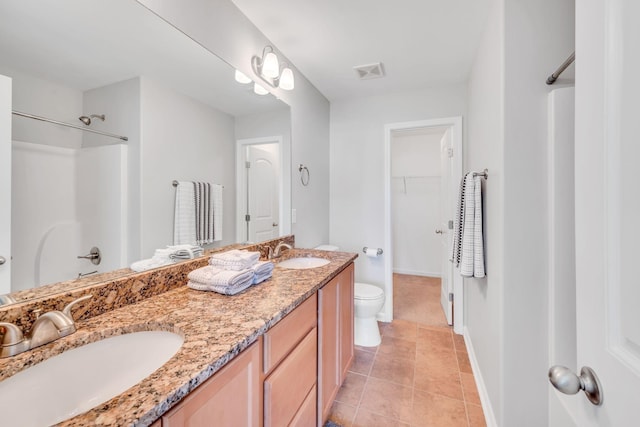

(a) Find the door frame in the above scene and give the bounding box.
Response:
[0,74,11,294]
[383,116,463,333]
[235,136,290,243]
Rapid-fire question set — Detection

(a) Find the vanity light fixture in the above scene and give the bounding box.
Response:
[251,45,295,91]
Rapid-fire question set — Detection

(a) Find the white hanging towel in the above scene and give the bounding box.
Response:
[453,173,485,278]
[212,184,223,241]
[174,181,197,245]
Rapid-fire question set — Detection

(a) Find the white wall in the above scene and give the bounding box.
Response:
[83,78,139,263]
[0,65,83,149]
[391,131,442,277]
[330,85,466,293]
[139,77,236,257]
[464,0,575,425]
[464,0,505,423]
[137,0,331,249]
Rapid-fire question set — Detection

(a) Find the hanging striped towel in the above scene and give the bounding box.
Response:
[174,181,197,245]
[212,184,223,241]
[194,182,215,245]
[452,173,485,278]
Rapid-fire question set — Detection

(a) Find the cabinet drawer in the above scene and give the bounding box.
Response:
[264,327,317,427]
[263,293,317,374]
[289,385,317,427]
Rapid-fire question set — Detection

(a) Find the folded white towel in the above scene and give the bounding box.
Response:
[187,265,255,295]
[174,181,197,246]
[472,175,485,277]
[188,265,254,287]
[252,261,274,285]
[209,250,260,271]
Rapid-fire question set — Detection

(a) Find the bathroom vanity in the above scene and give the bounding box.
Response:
[0,242,356,426]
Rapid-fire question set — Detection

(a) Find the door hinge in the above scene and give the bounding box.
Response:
[245,161,251,168]
[449,292,454,302]
[245,214,251,222]
[447,148,454,158]
[448,220,454,230]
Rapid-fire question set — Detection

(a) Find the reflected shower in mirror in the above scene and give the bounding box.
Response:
[0,0,291,305]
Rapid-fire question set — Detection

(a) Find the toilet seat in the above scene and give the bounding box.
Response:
[355,282,384,300]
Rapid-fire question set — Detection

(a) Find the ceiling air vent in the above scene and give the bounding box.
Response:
[353,62,385,80]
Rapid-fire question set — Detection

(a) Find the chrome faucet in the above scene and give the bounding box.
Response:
[0,294,92,358]
[269,242,293,259]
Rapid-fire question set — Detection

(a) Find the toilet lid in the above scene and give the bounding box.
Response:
[354,282,384,300]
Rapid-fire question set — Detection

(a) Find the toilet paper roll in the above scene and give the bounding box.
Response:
[365,248,379,257]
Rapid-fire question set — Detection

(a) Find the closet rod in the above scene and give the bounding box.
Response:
[546,52,575,85]
[12,110,129,141]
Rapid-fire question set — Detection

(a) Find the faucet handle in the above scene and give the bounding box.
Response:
[62,295,92,320]
[0,322,24,346]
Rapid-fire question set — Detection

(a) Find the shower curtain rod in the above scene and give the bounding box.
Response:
[12,110,129,141]
[546,51,575,85]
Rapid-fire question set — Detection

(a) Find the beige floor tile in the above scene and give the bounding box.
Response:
[359,377,414,423]
[378,319,418,342]
[378,336,417,361]
[349,349,376,375]
[335,372,368,406]
[460,372,481,405]
[352,408,410,427]
[466,403,487,427]
[457,351,473,374]
[413,363,464,401]
[370,353,415,387]
[453,333,468,353]
[415,344,459,373]
[411,390,468,427]
[417,327,454,350]
[328,401,357,427]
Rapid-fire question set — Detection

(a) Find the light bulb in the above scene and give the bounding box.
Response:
[234,69,252,84]
[261,51,280,78]
[254,83,269,95]
[279,67,295,90]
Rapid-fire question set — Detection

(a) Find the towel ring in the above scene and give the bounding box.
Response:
[299,164,310,186]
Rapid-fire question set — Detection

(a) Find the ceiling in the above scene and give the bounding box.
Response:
[231,0,492,101]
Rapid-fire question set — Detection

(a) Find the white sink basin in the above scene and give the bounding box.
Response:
[278,257,330,269]
[0,330,183,426]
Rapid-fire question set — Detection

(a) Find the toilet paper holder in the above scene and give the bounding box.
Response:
[363,247,383,256]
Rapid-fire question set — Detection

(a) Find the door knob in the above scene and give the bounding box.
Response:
[272,222,279,227]
[548,365,603,406]
[0,256,5,265]
[435,229,443,234]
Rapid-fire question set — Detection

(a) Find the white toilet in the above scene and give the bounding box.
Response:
[315,245,385,347]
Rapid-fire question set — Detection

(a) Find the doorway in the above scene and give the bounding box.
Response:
[236,136,283,243]
[384,117,463,334]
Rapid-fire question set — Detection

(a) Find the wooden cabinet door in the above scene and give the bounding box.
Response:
[339,263,354,381]
[162,341,261,427]
[318,275,340,425]
[318,262,355,425]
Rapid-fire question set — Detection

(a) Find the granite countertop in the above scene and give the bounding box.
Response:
[0,248,357,426]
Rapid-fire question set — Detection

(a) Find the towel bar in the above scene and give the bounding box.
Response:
[473,169,488,179]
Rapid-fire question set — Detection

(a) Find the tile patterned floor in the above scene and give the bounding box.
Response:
[328,274,486,427]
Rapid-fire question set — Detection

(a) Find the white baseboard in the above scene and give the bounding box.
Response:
[392,268,441,278]
[463,326,498,427]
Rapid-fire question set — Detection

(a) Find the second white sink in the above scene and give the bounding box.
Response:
[278,257,330,269]
[0,330,183,426]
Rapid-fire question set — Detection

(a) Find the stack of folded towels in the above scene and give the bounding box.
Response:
[130,245,204,272]
[187,249,274,295]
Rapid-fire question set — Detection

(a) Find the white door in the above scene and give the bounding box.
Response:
[0,75,11,294]
[247,144,279,243]
[439,129,453,325]
[549,0,640,423]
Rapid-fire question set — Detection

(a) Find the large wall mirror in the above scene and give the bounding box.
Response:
[0,0,291,305]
